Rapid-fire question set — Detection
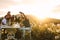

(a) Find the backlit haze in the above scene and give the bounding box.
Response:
[0,0,60,19]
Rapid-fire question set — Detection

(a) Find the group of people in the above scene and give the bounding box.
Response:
[1,11,30,27]
[0,11,31,40]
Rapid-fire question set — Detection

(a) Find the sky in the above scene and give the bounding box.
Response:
[0,0,60,19]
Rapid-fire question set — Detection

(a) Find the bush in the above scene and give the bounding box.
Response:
[31,26,55,40]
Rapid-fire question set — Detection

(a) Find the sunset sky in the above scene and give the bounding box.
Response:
[0,0,60,19]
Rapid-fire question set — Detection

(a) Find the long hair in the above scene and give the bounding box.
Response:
[20,12,28,20]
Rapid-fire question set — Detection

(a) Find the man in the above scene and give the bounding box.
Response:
[5,11,11,25]
[5,11,11,20]
[2,16,7,25]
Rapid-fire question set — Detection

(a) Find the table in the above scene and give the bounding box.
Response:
[0,25,31,40]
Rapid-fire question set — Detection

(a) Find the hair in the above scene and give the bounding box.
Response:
[7,11,10,13]
[19,12,27,19]
[19,12,23,14]
[7,11,11,15]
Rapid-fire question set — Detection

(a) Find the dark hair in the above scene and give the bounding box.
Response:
[19,11,24,14]
[7,11,11,15]
[7,11,10,13]
[19,12,27,19]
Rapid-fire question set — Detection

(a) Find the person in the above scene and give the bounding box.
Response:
[5,11,11,25]
[2,16,7,25]
[15,29,22,40]
[11,15,15,25]
[4,30,8,39]
[19,12,30,27]
[15,16,20,23]
[19,12,25,18]
[5,11,11,20]
[22,17,30,27]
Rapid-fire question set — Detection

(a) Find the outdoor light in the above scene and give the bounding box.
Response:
[13,0,22,2]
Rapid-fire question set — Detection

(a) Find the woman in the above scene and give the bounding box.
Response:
[19,12,30,27]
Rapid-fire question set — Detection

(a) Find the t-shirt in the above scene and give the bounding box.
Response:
[2,18,7,25]
[23,19,30,27]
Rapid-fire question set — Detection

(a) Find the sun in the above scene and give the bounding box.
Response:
[35,13,48,20]
[39,15,47,19]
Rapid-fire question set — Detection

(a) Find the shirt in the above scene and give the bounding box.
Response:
[2,18,7,25]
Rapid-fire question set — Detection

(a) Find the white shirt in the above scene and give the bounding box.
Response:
[2,18,7,25]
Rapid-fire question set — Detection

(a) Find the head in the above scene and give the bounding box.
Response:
[7,11,11,15]
[19,12,26,18]
[19,12,25,16]
[19,12,23,14]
